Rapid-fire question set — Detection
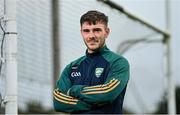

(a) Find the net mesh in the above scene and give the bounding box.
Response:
[17,0,53,110]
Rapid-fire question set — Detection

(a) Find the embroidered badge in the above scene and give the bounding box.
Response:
[95,68,104,78]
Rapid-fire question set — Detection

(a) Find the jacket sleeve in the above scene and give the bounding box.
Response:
[53,64,91,113]
[69,58,130,105]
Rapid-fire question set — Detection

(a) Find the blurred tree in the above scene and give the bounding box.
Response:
[176,86,180,113]
[123,108,134,114]
[0,106,5,114]
[18,100,133,114]
[18,100,55,114]
[154,86,180,114]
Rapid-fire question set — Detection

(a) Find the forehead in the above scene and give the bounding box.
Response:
[81,22,106,29]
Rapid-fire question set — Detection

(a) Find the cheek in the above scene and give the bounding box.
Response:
[83,36,90,43]
[82,33,89,38]
[83,35,89,41]
[97,37,105,45]
[103,32,108,38]
[81,34,88,40]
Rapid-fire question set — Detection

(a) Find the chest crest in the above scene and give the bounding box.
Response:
[95,67,104,78]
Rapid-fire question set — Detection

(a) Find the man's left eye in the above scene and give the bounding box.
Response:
[94,28,101,32]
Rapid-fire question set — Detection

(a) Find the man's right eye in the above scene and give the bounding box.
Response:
[83,29,90,32]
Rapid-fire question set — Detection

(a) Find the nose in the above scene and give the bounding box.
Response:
[89,31,95,39]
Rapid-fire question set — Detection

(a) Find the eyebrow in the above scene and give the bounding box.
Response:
[82,28,102,32]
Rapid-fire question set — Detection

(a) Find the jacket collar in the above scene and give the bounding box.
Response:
[86,45,109,59]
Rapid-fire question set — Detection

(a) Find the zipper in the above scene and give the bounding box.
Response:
[84,59,94,85]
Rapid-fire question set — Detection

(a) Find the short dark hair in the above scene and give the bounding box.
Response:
[80,10,108,26]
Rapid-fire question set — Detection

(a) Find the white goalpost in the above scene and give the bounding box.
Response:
[4,0,18,114]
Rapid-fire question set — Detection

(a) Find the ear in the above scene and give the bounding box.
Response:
[105,27,110,37]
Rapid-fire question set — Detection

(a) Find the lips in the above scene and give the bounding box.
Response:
[88,42,97,46]
[87,39,98,43]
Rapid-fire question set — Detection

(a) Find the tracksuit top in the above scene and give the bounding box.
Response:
[53,45,130,114]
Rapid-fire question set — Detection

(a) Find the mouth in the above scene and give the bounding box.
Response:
[87,39,98,44]
[88,42,98,46]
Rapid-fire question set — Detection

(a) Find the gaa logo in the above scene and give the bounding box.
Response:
[71,72,81,77]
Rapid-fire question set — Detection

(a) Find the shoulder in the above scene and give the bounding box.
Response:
[102,50,129,68]
[69,55,86,67]
[63,56,86,71]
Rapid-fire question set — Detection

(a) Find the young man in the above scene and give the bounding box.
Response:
[53,10,130,114]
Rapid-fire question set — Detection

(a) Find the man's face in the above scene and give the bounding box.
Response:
[81,22,110,53]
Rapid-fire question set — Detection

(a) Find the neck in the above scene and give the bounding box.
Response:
[88,50,94,54]
[87,44,106,54]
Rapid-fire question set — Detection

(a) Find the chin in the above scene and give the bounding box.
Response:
[88,46,99,51]
[88,45,97,49]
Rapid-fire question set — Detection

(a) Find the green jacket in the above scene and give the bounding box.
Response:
[53,46,130,113]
